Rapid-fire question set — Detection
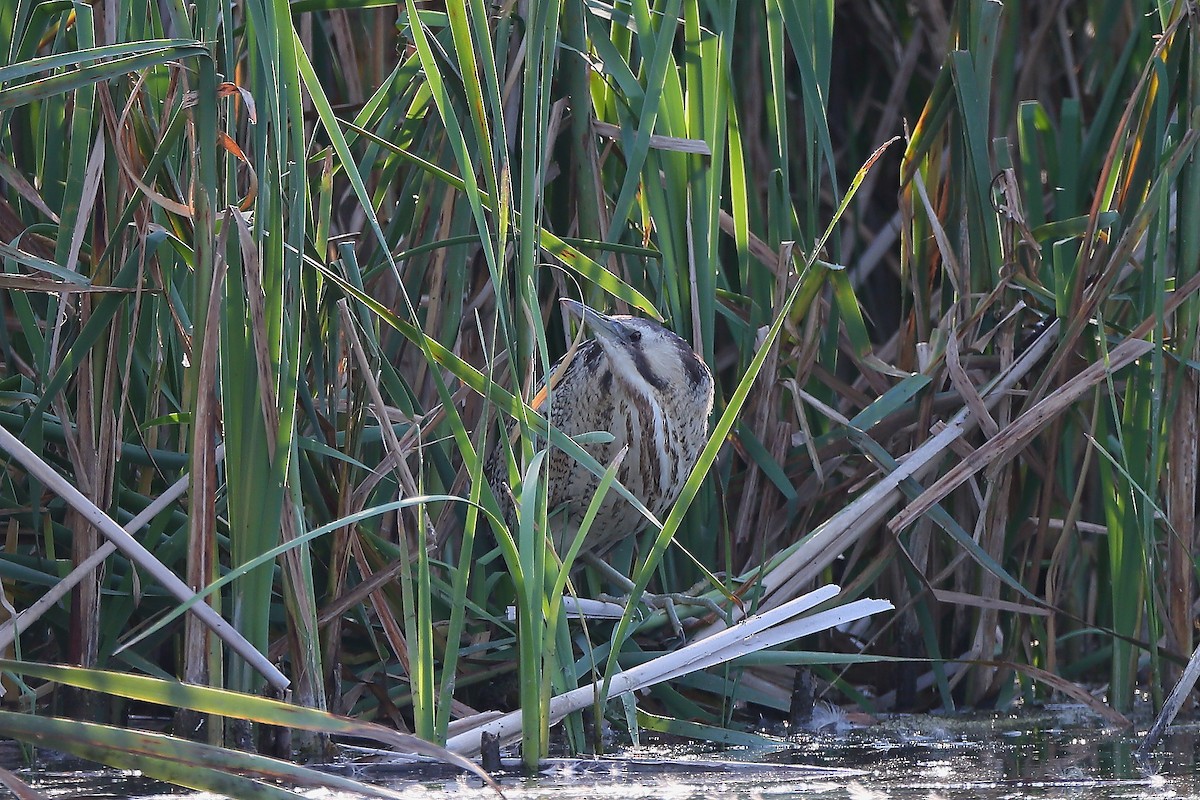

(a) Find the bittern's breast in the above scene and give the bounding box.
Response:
[543,340,709,555]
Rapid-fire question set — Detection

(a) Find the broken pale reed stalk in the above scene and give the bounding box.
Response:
[0,427,288,690]
[445,584,892,756]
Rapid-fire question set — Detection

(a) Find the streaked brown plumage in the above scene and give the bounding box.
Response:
[487,299,714,557]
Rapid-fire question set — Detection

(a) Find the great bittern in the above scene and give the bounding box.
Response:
[487,299,714,561]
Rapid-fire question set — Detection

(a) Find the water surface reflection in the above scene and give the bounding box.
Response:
[15,706,1200,799]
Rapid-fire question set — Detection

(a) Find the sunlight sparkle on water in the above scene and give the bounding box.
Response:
[18,707,1200,799]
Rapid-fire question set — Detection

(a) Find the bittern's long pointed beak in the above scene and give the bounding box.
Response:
[560,298,623,341]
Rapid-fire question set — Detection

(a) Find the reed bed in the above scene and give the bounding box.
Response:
[0,0,1197,791]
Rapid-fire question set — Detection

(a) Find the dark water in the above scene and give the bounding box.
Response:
[784,705,1198,800]
[12,705,1200,798]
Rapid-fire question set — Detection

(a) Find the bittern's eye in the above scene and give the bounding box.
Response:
[628,329,642,344]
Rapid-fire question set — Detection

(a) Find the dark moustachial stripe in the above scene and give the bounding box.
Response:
[630,347,668,391]
[554,341,602,386]
[583,340,603,367]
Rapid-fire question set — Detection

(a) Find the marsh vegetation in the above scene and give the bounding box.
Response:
[0,0,1197,795]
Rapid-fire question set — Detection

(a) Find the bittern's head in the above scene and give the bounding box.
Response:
[560,299,713,407]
